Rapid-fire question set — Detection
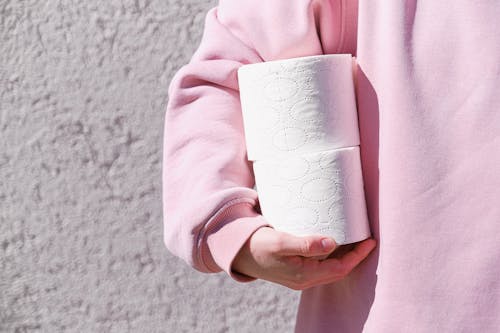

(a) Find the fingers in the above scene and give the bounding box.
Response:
[274,233,337,258]
[282,238,377,290]
[337,238,376,268]
[323,238,377,277]
[233,225,377,291]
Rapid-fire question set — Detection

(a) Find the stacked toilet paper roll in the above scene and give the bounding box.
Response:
[237,54,371,245]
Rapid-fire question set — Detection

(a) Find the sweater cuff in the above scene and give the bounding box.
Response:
[205,202,271,282]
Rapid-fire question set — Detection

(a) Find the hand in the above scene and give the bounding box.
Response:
[232,227,376,290]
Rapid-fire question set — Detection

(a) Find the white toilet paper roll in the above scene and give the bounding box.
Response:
[252,146,371,245]
[238,54,360,161]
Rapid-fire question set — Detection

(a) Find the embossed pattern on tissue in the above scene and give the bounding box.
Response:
[253,148,361,244]
[239,56,367,244]
[238,56,358,160]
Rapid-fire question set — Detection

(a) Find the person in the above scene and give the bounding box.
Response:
[162,1,500,331]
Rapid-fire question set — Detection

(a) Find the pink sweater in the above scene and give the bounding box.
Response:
[163,1,500,331]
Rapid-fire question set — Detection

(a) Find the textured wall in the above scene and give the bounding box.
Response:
[0,1,299,332]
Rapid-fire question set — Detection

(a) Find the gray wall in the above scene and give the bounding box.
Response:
[0,1,299,332]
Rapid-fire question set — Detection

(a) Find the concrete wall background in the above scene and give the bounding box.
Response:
[0,1,299,332]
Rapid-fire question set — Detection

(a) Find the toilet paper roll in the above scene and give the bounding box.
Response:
[238,54,360,161]
[252,146,371,245]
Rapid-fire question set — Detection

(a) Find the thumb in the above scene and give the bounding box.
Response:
[276,233,337,257]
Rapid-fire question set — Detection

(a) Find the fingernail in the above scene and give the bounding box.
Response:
[321,238,335,250]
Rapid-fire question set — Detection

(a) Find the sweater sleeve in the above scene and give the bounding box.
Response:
[162,0,343,282]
